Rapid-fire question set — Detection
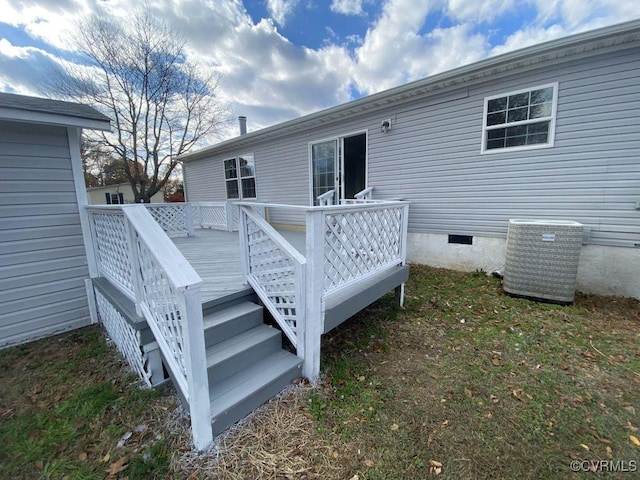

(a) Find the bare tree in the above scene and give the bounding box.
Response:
[50,9,227,202]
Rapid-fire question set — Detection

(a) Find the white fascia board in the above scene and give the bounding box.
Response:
[0,108,111,131]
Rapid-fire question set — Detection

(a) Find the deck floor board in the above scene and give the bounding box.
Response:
[171,228,305,304]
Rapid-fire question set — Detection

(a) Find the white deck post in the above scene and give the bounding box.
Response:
[396,203,410,307]
[123,207,145,316]
[225,202,234,232]
[186,203,195,237]
[181,284,213,451]
[238,205,250,280]
[304,208,324,380]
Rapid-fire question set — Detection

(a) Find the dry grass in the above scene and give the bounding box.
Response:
[2,265,638,479]
[172,385,342,479]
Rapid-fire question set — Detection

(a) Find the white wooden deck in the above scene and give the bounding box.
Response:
[171,228,306,304]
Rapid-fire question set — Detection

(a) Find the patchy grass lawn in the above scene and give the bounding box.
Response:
[1,265,639,479]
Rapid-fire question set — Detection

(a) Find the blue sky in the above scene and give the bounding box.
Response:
[1,0,639,141]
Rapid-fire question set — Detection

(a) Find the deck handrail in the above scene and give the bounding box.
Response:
[237,199,409,379]
[316,189,335,206]
[86,205,213,450]
[238,205,307,353]
[355,186,374,200]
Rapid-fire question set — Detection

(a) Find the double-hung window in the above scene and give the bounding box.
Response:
[482,83,558,153]
[224,153,256,199]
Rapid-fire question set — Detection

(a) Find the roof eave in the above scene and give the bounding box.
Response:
[0,107,112,131]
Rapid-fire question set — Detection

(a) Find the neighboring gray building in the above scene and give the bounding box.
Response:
[181,20,640,299]
[0,92,111,348]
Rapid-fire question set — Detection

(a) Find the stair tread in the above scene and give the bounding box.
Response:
[205,324,280,368]
[210,350,302,418]
[203,301,262,330]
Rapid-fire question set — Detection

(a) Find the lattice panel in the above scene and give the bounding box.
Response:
[323,206,403,293]
[95,289,153,386]
[91,212,134,295]
[145,204,188,235]
[134,232,188,379]
[245,215,299,345]
[199,204,227,229]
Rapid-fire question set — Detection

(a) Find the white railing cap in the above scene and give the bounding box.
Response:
[236,200,409,212]
[122,205,202,289]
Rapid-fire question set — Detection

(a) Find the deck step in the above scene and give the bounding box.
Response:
[206,324,282,386]
[209,349,303,435]
[203,301,263,347]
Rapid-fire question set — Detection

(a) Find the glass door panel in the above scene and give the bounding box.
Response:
[311,140,337,205]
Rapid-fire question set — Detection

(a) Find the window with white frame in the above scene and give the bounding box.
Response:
[224,153,256,199]
[482,83,558,153]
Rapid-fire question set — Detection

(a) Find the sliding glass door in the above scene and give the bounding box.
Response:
[311,139,338,205]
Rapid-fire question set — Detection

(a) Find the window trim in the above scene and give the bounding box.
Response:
[480,82,559,155]
[222,153,257,200]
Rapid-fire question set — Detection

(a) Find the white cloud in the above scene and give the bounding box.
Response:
[330,0,365,16]
[351,0,491,94]
[445,0,516,23]
[1,0,639,141]
[266,0,300,27]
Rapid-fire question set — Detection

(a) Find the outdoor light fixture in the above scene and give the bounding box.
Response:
[381,119,391,133]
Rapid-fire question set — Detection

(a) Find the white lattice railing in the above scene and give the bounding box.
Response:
[87,205,213,450]
[145,203,195,236]
[238,200,409,380]
[89,208,136,298]
[238,206,306,350]
[192,201,236,231]
[322,203,407,294]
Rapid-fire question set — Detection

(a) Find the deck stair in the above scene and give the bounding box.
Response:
[200,293,302,435]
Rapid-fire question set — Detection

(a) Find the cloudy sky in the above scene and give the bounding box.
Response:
[1,0,639,141]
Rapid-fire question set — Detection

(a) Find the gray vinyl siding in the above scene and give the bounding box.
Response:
[367,47,639,246]
[184,45,640,246]
[0,121,90,348]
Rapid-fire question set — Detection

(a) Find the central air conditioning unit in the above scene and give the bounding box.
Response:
[503,219,584,304]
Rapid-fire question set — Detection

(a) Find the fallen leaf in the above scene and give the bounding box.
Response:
[464,387,473,398]
[606,446,613,458]
[358,376,366,382]
[78,452,87,461]
[624,406,636,415]
[630,435,640,447]
[391,423,399,431]
[349,475,359,480]
[490,394,500,404]
[106,456,128,476]
[441,420,449,428]
[580,444,590,451]
[491,358,500,366]
[287,448,302,457]
[429,460,443,475]
[364,459,374,468]
[332,451,339,459]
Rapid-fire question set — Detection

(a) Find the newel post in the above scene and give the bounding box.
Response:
[304,208,324,380]
[185,203,195,237]
[123,206,145,315]
[225,202,235,232]
[181,284,213,450]
[238,205,250,280]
